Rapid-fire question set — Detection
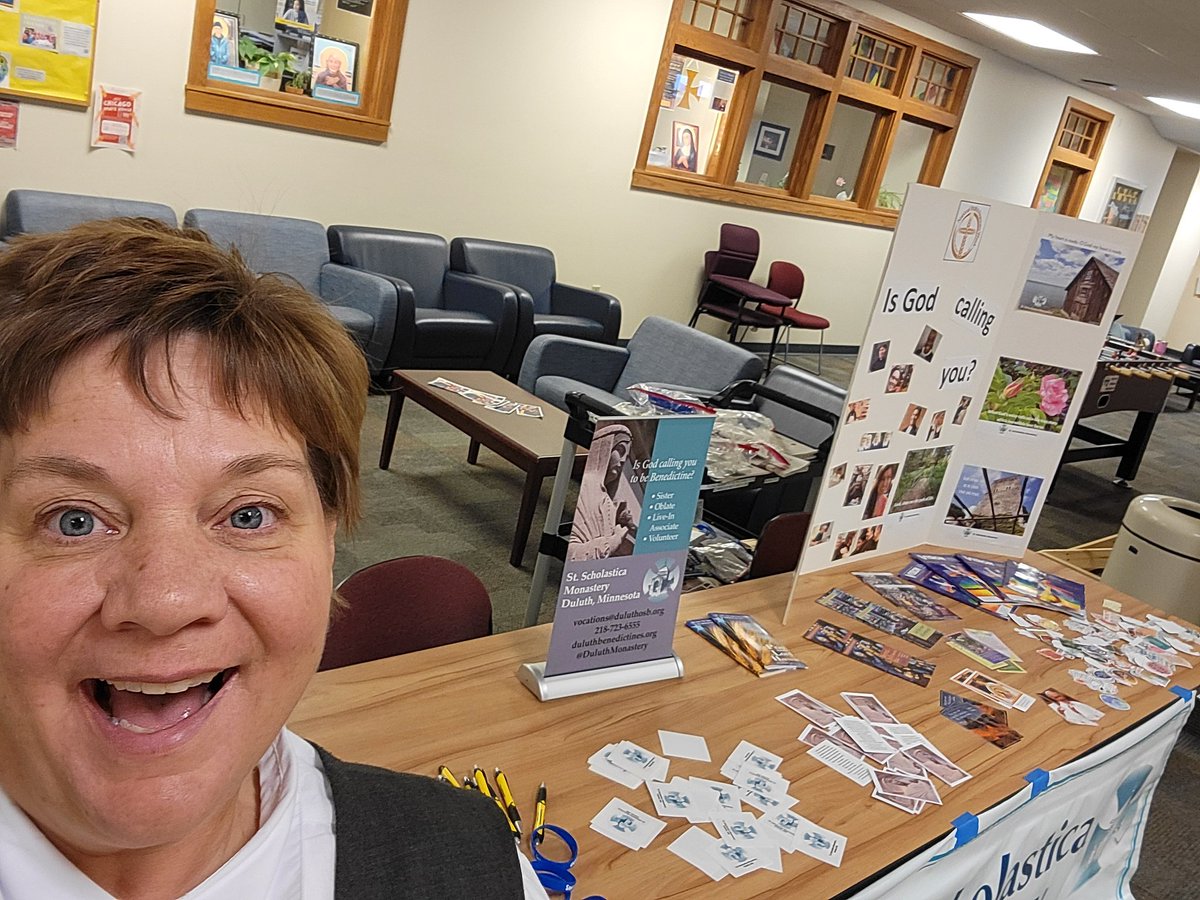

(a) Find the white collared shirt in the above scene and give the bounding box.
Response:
[0,729,549,899]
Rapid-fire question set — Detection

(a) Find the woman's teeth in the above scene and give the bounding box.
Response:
[105,673,221,695]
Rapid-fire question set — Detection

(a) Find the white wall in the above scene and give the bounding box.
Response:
[0,0,1181,348]
[1118,149,1200,343]
[1166,249,1200,348]
[1163,165,1200,347]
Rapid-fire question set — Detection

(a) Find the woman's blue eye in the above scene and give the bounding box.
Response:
[57,509,96,537]
[230,506,266,530]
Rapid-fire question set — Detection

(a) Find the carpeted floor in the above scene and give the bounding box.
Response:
[334,350,1199,897]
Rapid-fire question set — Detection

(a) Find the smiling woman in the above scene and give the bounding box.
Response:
[0,220,538,899]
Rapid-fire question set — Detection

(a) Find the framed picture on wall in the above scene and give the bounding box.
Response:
[753,122,789,160]
[671,121,699,172]
[337,0,373,13]
[312,35,357,93]
[210,12,240,69]
[275,0,319,33]
[1100,178,1144,230]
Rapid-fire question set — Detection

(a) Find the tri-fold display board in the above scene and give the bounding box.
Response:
[788,184,1142,614]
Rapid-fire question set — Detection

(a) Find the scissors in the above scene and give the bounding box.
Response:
[530,824,606,900]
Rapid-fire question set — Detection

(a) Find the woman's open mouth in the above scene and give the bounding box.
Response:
[87,669,236,735]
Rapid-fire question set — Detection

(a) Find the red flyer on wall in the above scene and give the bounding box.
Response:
[0,100,18,149]
[91,84,141,153]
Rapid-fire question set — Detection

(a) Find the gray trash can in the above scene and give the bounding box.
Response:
[1102,494,1200,621]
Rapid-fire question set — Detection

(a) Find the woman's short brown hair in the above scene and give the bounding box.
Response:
[0,217,368,528]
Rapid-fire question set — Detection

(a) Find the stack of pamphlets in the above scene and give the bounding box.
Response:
[686,613,806,676]
[779,690,973,813]
[900,553,1087,618]
[427,377,543,417]
[815,588,944,650]
[801,620,936,687]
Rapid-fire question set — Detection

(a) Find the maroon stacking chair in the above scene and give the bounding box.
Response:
[759,261,830,374]
[319,556,493,670]
[742,512,812,580]
[688,224,789,357]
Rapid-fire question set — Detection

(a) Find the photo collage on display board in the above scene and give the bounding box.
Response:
[791,185,1142,586]
[818,268,961,565]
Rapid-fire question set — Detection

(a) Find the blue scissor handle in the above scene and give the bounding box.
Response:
[529,825,606,900]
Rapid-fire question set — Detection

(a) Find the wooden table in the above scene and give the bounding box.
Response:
[290,547,1200,898]
[378,370,585,566]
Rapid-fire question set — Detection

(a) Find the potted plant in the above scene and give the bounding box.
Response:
[238,37,296,93]
[285,68,312,96]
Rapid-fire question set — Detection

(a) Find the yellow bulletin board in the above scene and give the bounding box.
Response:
[0,0,99,107]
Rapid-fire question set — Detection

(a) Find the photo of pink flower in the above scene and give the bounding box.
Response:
[1038,374,1070,417]
[980,357,1081,434]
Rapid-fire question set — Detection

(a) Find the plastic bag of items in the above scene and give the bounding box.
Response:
[617,384,815,482]
[687,521,754,585]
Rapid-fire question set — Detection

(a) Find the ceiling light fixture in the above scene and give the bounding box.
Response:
[963,13,1097,54]
[1147,97,1200,120]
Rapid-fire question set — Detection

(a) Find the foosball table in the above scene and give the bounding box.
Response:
[1061,340,1197,484]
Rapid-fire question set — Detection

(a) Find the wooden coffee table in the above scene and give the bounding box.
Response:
[378,370,586,567]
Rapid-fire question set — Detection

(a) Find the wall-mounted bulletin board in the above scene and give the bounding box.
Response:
[0,0,99,107]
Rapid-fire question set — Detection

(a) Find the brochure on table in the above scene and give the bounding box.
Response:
[542,414,713,678]
[790,184,1141,601]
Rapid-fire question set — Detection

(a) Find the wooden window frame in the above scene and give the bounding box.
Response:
[1032,97,1113,216]
[185,0,410,143]
[631,0,977,228]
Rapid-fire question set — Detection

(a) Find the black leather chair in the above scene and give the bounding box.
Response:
[704,365,846,535]
[449,237,621,376]
[328,226,520,377]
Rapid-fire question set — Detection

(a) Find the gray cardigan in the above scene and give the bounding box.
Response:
[316,747,524,898]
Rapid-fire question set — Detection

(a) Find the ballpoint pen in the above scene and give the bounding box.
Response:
[437,765,461,789]
[472,766,496,799]
[533,782,547,835]
[473,765,518,835]
[494,767,523,835]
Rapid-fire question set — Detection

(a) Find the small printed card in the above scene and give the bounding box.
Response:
[611,740,670,782]
[720,741,782,781]
[668,827,730,881]
[841,691,901,725]
[590,798,667,850]
[951,668,1036,711]
[658,729,711,762]
[806,742,873,786]
[775,689,841,730]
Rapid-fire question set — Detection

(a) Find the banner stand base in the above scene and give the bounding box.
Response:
[517,656,684,702]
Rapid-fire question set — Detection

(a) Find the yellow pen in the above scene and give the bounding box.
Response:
[533,782,547,834]
[472,766,495,799]
[473,766,517,837]
[494,767,523,835]
[437,766,461,789]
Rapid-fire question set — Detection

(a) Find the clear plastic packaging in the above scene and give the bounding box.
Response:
[687,520,754,584]
[619,383,815,482]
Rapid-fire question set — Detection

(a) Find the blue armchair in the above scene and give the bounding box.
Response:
[327,225,518,376]
[2,189,176,239]
[182,209,397,377]
[518,315,762,411]
[449,237,621,376]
